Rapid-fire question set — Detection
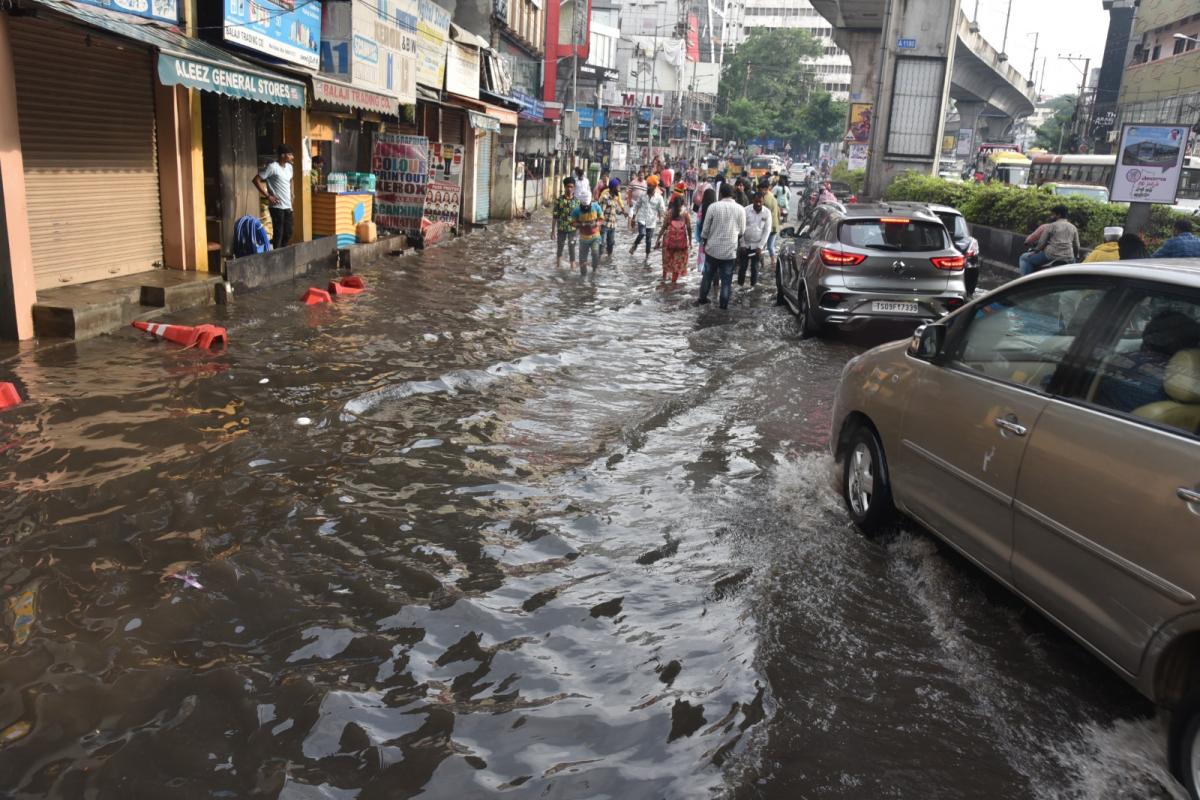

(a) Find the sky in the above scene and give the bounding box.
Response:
[969,0,1112,100]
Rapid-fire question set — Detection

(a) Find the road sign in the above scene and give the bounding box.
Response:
[897,38,917,49]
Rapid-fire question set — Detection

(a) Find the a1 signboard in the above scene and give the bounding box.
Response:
[224,0,321,70]
[1111,123,1190,204]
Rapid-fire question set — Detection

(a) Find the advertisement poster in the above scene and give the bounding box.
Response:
[416,0,451,89]
[1111,123,1189,204]
[77,0,177,22]
[845,102,872,144]
[848,143,869,171]
[224,0,321,70]
[424,180,461,227]
[319,0,417,105]
[428,143,464,183]
[373,133,429,233]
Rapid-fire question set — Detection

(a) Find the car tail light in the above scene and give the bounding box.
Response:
[966,238,979,257]
[819,248,866,267]
[824,292,844,305]
[931,254,966,270]
[946,297,965,310]
[879,217,911,224]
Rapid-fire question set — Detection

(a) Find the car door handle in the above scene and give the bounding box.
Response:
[993,416,1027,436]
[1179,487,1200,505]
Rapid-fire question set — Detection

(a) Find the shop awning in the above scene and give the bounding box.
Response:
[311,76,399,116]
[27,0,305,107]
[468,111,501,132]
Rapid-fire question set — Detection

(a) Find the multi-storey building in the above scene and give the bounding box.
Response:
[1116,0,1200,143]
[725,0,852,101]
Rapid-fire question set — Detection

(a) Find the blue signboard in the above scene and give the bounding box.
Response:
[75,0,178,23]
[577,107,606,129]
[513,89,545,121]
[897,38,917,49]
[223,0,322,70]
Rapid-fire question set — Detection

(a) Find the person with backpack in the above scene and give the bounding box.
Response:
[656,195,693,284]
[571,193,605,275]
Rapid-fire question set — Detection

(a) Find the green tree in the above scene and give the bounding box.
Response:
[1033,95,1078,152]
[716,29,828,147]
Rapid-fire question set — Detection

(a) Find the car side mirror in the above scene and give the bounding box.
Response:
[907,323,946,361]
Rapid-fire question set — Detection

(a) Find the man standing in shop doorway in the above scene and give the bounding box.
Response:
[253,144,295,249]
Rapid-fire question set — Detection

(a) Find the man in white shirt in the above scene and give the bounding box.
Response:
[697,183,746,309]
[252,144,296,249]
[573,166,592,205]
[738,192,771,287]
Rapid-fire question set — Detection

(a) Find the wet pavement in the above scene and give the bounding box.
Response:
[0,216,1185,799]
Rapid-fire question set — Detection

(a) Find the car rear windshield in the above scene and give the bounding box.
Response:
[750,158,772,169]
[838,219,949,252]
[934,212,969,239]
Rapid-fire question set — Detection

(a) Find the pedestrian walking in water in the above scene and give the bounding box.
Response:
[553,177,580,268]
[695,187,716,272]
[630,176,666,258]
[626,169,648,229]
[759,178,781,271]
[597,178,625,259]
[733,179,750,207]
[697,183,745,310]
[738,192,771,287]
[572,194,604,275]
[773,174,790,224]
[656,194,693,285]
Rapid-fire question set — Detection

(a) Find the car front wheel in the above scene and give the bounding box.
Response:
[1171,693,1200,799]
[842,424,895,534]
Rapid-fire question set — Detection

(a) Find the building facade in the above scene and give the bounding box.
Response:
[1116,0,1200,151]
[725,0,852,101]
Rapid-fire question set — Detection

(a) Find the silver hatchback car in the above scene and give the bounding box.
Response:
[830,260,1200,797]
[776,203,969,336]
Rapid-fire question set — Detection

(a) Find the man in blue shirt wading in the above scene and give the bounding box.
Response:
[1152,218,1200,258]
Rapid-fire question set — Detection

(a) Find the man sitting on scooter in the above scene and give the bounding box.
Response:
[1020,205,1079,276]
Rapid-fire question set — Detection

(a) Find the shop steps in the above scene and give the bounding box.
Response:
[32,270,223,341]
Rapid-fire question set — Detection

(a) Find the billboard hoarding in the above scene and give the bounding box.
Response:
[1110,123,1189,205]
[373,133,429,233]
[224,0,321,70]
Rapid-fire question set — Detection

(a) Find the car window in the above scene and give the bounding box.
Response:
[934,212,969,240]
[1077,289,1200,437]
[838,219,948,252]
[948,282,1110,391]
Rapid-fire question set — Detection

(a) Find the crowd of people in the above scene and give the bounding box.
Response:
[550,155,811,310]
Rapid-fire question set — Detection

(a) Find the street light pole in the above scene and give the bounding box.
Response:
[1000,0,1013,58]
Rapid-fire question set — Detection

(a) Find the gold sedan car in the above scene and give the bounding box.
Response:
[829,260,1200,796]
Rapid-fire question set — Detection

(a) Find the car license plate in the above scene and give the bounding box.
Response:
[873,300,919,314]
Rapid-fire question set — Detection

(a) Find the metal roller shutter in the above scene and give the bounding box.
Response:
[441,108,466,146]
[10,18,164,290]
[474,131,492,223]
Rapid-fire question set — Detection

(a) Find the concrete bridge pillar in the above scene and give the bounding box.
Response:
[982,114,1013,142]
[863,0,962,198]
[954,100,984,165]
[837,29,881,105]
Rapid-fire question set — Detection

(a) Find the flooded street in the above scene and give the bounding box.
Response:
[0,217,1183,799]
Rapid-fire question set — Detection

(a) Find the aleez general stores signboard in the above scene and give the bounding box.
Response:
[158,54,305,107]
[1111,123,1190,205]
[224,0,322,71]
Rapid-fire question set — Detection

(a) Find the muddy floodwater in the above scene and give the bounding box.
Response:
[0,217,1184,799]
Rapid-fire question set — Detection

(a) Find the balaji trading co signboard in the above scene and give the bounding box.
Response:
[76,0,177,22]
[1111,123,1189,205]
[224,0,322,71]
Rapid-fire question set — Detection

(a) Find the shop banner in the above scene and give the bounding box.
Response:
[373,133,429,232]
[429,143,464,183]
[416,0,451,90]
[425,180,461,227]
[312,77,397,115]
[75,0,177,22]
[848,143,869,171]
[319,0,417,106]
[445,41,480,98]
[1111,123,1189,204]
[845,103,872,144]
[224,0,321,70]
[158,53,304,107]
[468,112,501,132]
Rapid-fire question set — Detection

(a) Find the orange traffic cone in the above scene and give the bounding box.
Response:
[132,321,228,350]
[301,287,332,305]
[0,382,21,411]
[328,276,365,296]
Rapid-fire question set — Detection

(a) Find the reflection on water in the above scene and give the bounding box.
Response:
[0,218,1179,799]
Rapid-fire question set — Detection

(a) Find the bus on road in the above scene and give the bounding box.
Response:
[1029,153,1200,212]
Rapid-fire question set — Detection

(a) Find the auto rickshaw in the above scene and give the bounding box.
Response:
[705,155,721,179]
[727,155,745,179]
